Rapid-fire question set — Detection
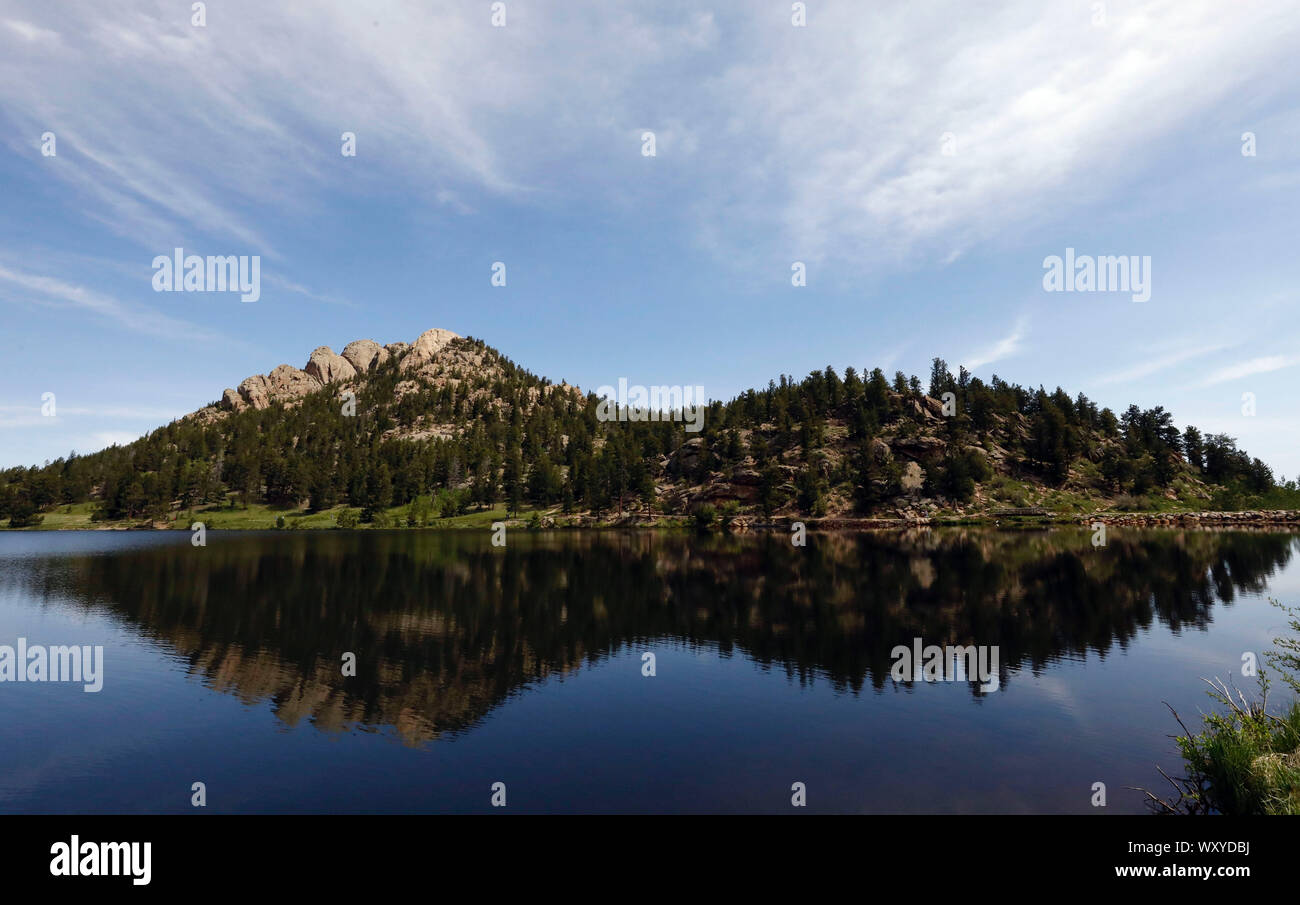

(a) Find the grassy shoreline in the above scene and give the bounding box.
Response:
[5,500,1299,531]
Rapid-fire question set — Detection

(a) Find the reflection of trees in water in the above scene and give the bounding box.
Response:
[13,529,1297,743]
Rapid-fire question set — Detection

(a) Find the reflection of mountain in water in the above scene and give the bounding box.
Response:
[14,529,1297,743]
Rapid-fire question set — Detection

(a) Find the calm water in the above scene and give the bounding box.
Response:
[1,528,1297,814]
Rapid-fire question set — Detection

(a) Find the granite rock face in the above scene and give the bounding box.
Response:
[400,328,460,373]
[342,339,389,374]
[305,346,357,385]
[214,329,460,413]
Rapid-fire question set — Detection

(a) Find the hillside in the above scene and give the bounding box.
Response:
[2,328,1297,529]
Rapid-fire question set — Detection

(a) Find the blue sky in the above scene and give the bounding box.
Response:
[1,1,1298,477]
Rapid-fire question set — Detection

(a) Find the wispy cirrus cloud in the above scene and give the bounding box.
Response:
[0,262,223,342]
[262,274,356,308]
[2,0,1296,269]
[958,316,1029,374]
[1094,342,1231,385]
[3,18,58,43]
[1197,355,1300,387]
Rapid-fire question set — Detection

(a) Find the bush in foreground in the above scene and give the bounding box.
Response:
[1145,599,1300,814]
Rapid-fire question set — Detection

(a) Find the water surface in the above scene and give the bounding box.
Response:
[1,528,1296,813]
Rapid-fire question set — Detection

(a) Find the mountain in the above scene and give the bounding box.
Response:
[1,328,1295,529]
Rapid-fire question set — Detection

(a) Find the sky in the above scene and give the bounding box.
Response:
[1,0,1298,477]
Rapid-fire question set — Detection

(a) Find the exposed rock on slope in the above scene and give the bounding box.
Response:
[305,346,357,385]
[222,364,323,413]
[210,329,462,416]
[400,328,460,373]
[342,339,388,373]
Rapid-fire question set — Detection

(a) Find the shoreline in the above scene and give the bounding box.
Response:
[5,509,1299,532]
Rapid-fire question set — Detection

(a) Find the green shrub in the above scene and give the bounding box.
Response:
[719,500,741,530]
[1112,493,1155,512]
[1155,600,1300,814]
[693,503,717,532]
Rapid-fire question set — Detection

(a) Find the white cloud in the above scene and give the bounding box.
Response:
[0,262,223,342]
[958,316,1029,374]
[1198,355,1300,387]
[0,404,183,420]
[3,19,58,43]
[1094,342,1230,385]
[695,0,1300,267]
[262,274,355,308]
[1,0,1294,268]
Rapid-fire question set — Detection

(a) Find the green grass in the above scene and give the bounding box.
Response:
[28,501,99,529]
[1,496,573,531]
[181,501,548,531]
[1170,695,1300,815]
[1155,599,1300,815]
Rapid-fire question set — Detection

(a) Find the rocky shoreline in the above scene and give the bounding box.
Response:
[803,509,1300,531]
[1072,509,1300,527]
[550,509,1300,531]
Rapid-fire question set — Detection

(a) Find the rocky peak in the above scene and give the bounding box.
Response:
[210,328,461,415]
[304,346,357,385]
[400,328,460,373]
[342,339,389,374]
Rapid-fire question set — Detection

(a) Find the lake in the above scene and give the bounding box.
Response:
[1,527,1296,814]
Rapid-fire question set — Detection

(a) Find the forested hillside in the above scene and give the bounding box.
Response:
[1,330,1294,528]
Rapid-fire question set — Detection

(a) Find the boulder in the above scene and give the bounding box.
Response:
[676,437,704,468]
[237,374,271,410]
[304,346,357,385]
[267,364,321,400]
[342,339,389,374]
[900,461,925,493]
[890,435,947,462]
[220,388,247,413]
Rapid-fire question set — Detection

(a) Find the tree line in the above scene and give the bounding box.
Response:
[1,341,1291,527]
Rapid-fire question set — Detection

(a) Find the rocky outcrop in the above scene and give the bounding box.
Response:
[268,364,321,399]
[342,339,389,374]
[890,435,947,462]
[899,393,944,422]
[219,365,323,413]
[305,346,357,385]
[236,374,271,410]
[213,329,462,415]
[676,437,704,470]
[220,388,245,412]
[400,328,460,373]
